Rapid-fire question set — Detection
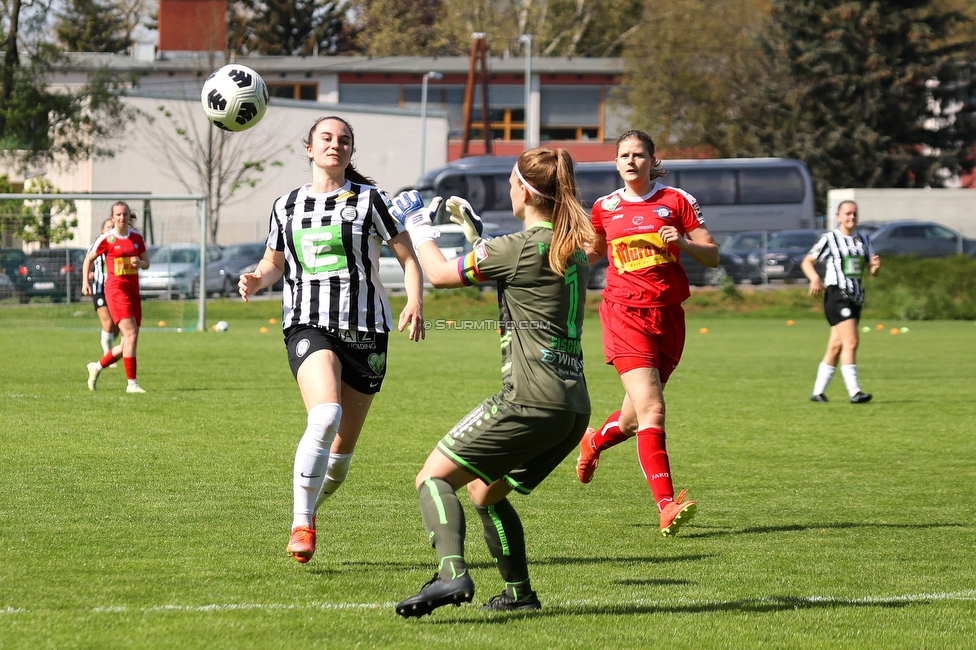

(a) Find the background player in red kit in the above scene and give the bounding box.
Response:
[82,201,150,393]
[578,130,718,536]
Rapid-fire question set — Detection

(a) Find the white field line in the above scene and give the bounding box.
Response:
[2,590,976,616]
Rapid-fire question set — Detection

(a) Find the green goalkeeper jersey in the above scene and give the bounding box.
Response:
[456,223,590,414]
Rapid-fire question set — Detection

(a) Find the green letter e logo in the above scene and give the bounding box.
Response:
[294,225,346,274]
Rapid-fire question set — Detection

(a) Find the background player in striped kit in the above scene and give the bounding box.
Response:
[392,147,594,617]
[238,116,426,564]
[801,200,881,403]
[576,129,718,537]
[88,217,120,359]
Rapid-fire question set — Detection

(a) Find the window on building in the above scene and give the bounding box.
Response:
[268,83,318,101]
[540,87,601,141]
[339,84,400,105]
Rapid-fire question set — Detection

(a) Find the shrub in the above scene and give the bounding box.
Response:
[865,255,976,320]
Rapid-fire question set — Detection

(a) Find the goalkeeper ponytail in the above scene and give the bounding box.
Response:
[303,116,377,187]
[515,148,595,276]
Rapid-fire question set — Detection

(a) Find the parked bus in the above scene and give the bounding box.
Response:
[413,156,816,239]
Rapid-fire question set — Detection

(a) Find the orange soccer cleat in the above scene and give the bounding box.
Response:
[287,525,316,563]
[660,489,697,537]
[576,427,600,483]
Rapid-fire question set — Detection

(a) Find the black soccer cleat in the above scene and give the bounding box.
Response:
[396,572,475,618]
[479,591,542,611]
[810,394,829,402]
[850,391,873,404]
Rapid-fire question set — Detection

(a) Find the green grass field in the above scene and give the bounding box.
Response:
[1,297,975,649]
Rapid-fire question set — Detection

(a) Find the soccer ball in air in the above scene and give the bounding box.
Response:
[201,64,269,132]
[214,320,229,332]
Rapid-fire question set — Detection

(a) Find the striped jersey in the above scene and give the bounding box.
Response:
[87,240,108,295]
[809,229,874,304]
[266,181,403,332]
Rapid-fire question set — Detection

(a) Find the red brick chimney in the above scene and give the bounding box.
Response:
[158,0,227,52]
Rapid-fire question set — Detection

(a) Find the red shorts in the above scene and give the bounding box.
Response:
[599,299,686,383]
[106,283,142,326]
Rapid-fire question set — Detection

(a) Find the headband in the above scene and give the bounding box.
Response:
[514,163,553,201]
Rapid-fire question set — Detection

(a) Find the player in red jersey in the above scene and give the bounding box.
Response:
[577,130,719,536]
[82,201,150,393]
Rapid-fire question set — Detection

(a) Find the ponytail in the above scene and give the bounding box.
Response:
[515,148,595,276]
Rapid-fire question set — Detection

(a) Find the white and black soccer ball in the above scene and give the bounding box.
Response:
[201,64,269,132]
[214,320,229,332]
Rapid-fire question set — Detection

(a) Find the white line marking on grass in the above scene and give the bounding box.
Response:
[90,602,397,614]
[562,590,976,609]
[4,590,975,616]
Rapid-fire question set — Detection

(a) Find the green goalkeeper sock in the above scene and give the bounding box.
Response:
[418,477,468,578]
[475,498,530,594]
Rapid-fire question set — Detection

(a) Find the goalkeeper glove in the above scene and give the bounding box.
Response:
[445,196,487,245]
[390,190,441,248]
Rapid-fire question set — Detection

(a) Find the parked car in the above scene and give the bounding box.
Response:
[0,247,30,301]
[853,222,886,238]
[139,243,224,299]
[0,270,16,300]
[866,221,976,257]
[379,224,472,291]
[218,242,284,295]
[683,251,756,287]
[762,229,822,281]
[719,232,765,284]
[23,248,88,302]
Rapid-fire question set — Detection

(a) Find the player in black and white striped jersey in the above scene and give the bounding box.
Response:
[801,200,881,403]
[239,116,426,564]
[88,217,120,358]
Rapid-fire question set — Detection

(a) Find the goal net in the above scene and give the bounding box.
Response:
[0,192,209,331]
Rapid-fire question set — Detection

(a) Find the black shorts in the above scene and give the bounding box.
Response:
[92,293,107,311]
[823,286,862,326]
[436,393,590,494]
[284,324,389,395]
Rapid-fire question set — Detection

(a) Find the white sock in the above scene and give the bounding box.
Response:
[100,330,114,354]
[315,452,354,510]
[127,378,138,387]
[812,362,835,396]
[840,364,861,397]
[292,403,342,529]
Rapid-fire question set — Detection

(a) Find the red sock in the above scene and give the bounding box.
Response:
[123,357,137,381]
[591,411,630,451]
[99,349,121,368]
[636,427,674,512]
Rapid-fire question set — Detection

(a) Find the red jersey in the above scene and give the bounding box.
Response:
[93,229,146,295]
[591,183,705,307]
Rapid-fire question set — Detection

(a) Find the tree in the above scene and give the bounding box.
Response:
[353,0,457,56]
[55,0,132,53]
[621,0,767,157]
[536,0,645,57]
[0,0,134,173]
[142,101,289,243]
[350,0,645,58]
[11,176,78,248]
[228,0,358,56]
[743,0,976,210]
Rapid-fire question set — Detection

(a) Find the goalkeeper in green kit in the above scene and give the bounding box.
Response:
[390,148,595,616]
